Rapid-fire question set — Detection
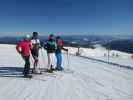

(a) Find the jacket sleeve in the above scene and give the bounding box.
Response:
[29,41,33,49]
[62,47,68,51]
[16,43,22,53]
[38,40,42,49]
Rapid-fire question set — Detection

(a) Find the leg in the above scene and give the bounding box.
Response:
[31,50,41,73]
[33,57,39,70]
[32,51,39,70]
[56,53,59,68]
[58,53,62,68]
[47,53,52,70]
[56,53,63,70]
[23,56,30,76]
[56,53,61,67]
[47,53,53,73]
[51,53,56,69]
[32,56,40,74]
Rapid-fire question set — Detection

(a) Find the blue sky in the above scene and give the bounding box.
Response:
[0,0,132,36]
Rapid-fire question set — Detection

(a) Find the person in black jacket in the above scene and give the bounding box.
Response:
[43,34,56,73]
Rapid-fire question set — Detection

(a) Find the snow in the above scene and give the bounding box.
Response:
[0,44,133,100]
[65,45,133,67]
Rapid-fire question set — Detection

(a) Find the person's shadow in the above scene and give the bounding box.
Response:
[0,67,24,78]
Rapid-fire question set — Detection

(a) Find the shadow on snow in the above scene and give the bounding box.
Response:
[0,67,24,78]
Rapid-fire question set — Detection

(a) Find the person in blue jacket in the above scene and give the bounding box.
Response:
[55,36,68,71]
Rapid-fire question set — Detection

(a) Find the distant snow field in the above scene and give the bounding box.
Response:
[0,44,133,100]
[65,45,133,67]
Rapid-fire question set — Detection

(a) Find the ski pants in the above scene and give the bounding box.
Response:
[31,50,39,70]
[47,53,56,70]
[22,56,30,76]
[56,53,62,69]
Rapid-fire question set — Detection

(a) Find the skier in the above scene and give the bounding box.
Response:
[31,32,41,74]
[16,34,32,78]
[55,36,68,71]
[43,34,57,73]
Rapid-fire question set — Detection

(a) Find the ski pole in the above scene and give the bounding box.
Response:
[67,51,70,68]
[30,53,34,72]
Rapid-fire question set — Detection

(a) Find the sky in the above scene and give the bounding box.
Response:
[0,0,132,36]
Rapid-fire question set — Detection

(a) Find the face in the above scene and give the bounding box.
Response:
[33,34,38,39]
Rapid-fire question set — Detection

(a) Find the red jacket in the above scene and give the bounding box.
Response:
[16,40,32,56]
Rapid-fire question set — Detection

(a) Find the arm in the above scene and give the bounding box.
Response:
[29,41,33,50]
[62,47,68,52]
[38,39,42,49]
[16,43,22,54]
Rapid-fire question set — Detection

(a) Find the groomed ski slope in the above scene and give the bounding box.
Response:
[0,44,133,100]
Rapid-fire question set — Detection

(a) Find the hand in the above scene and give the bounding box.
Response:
[63,47,68,52]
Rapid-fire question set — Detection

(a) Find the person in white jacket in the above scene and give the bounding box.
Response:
[31,32,41,74]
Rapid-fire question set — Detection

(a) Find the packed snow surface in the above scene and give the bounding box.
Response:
[0,44,133,100]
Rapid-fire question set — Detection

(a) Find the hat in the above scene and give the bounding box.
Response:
[48,34,54,40]
[33,32,38,36]
[24,34,31,40]
[56,36,61,39]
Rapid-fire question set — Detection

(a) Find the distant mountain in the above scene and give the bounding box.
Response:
[0,35,115,45]
[0,35,133,54]
[103,40,133,54]
[0,37,21,44]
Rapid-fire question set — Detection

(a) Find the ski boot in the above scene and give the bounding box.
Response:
[24,74,32,78]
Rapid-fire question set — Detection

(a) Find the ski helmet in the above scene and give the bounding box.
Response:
[24,34,31,40]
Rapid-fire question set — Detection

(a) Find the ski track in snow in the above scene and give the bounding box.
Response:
[0,44,133,100]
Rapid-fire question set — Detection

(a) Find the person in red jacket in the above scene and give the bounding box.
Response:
[16,35,32,78]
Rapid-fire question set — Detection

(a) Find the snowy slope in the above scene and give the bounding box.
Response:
[65,45,133,67]
[0,44,133,100]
